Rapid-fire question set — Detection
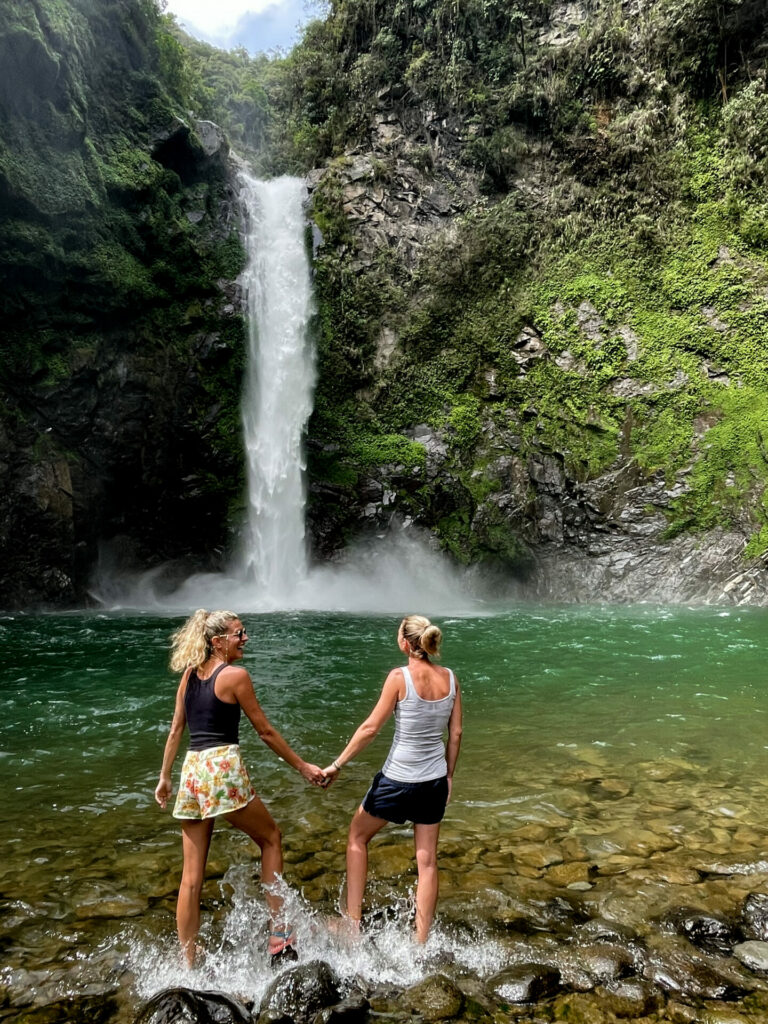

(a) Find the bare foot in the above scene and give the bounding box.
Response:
[326,914,362,942]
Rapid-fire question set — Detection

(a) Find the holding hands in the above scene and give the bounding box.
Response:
[321,761,341,788]
[299,761,328,787]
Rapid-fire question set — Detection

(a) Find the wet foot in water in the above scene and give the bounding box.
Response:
[269,926,298,965]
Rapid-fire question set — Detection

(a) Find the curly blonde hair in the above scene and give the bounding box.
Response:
[169,609,238,672]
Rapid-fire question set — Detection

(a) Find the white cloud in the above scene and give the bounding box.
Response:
[164,0,268,41]
[164,0,313,51]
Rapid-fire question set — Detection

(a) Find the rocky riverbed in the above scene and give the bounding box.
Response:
[6,747,768,1024]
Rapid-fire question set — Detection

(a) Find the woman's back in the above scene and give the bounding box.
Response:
[406,661,453,701]
[382,664,456,783]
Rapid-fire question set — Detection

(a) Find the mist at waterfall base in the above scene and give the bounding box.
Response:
[94,174,502,616]
[95,525,499,614]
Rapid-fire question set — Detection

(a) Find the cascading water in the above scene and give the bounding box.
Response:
[238,173,315,601]
[96,170,487,612]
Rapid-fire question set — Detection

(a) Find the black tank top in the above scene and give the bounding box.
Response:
[185,664,241,751]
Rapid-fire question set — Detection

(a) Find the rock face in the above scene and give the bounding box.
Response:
[0,0,246,607]
[301,1,768,605]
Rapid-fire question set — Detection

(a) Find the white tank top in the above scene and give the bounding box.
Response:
[381,665,456,783]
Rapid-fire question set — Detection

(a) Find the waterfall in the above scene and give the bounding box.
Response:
[95,173,487,613]
[238,174,315,601]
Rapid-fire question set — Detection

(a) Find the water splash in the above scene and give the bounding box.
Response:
[125,867,507,1008]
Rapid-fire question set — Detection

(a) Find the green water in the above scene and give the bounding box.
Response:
[2,605,768,1016]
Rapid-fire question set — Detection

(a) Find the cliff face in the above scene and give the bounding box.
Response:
[288,0,768,603]
[4,0,768,607]
[0,0,246,607]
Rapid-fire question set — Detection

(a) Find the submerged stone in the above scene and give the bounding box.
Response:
[315,994,370,1024]
[488,964,561,1003]
[742,894,768,941]
[663,909,741,955]
[733,941,768,972]
[593,980,662,1017]
[402,975,464,1021]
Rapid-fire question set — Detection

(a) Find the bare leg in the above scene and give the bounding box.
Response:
[178,818,215,965]
[346,806,388,924]
[224,796,285,947]
[413,822,441,942]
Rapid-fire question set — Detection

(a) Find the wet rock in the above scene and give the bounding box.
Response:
[573,919,644,950]
[663,909,742,955]
[402,974,464,1021]
[593,979,662,1017]
[588,778,632,800]
[498,896,589,935]
[569,944,636,984]
[644,950,753,1000]
[545,863,592,888]
[699,1008,753,1024]
[315,994,370,1024]
[488,964,562,1003]
[666,1000,699,1023]
[733,941,768,972]
[259,961,341,1024]
[514,844,564,869]
[742,893,768,940]
[134,989,251,1024]
[551,992,608,1024]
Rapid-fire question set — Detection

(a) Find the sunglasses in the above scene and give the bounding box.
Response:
[216,628,247,640]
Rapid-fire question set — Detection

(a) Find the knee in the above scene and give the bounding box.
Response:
[179,875,204,901]
[259,821,281,852]
[347,830,369,856]
[416,850,438,874]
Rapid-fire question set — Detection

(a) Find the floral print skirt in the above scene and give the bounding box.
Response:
[173,743,256,820]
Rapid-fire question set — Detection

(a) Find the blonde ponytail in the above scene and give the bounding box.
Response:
[169,608,238,673]
[400,614,442,660]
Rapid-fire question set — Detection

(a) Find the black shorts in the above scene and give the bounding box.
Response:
[362,771,449,825]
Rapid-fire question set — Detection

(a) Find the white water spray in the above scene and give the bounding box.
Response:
[239,173,315,600]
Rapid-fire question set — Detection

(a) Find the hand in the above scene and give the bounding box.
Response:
[300,761,327,787]
[446,777,453,804]
[321,764,340,789]
[155,776,173,809]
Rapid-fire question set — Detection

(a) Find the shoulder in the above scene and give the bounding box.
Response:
[384,666,406,700]
[219,665,252,687]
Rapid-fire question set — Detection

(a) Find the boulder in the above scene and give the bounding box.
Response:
[258,961,341,1024]
[402,975,464,1021]
[134,989,252,1024]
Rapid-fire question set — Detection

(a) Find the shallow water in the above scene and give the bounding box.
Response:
[2,605,768,1019]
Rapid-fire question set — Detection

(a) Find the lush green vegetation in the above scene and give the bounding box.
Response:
[4,0,768,596]
[234,0,768,561]
[0,0,247,595]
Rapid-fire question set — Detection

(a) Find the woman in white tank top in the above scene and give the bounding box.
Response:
[323,615,463,942]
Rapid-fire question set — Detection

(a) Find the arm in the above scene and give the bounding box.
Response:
[228,668,326,786]
[322,669,403,781]
[155,672,189,809]
[445,678,463,802]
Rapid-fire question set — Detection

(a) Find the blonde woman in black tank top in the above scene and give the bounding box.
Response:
[155,608,326,965]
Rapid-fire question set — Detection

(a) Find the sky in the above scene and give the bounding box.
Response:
[163,0,322,54]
